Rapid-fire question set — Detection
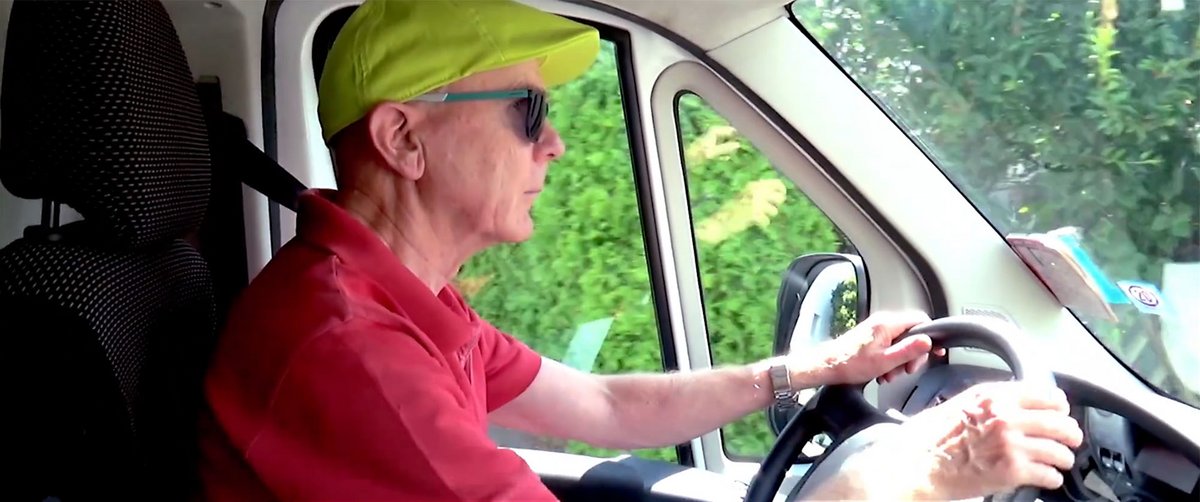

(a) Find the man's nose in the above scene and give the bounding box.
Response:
[537,122,566,160]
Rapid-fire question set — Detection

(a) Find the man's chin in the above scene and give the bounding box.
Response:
[496,221,535,244]
[510,226,535,243]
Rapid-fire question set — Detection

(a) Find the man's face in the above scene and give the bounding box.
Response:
[414,60,565,244]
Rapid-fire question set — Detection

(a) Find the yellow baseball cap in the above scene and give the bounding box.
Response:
[317,0,600,143]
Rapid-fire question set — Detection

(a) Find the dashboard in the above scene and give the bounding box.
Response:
[901,364,1200,502]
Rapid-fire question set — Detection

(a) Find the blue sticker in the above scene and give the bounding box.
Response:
[1056,233,1129,305]
[1116,280,1169,315]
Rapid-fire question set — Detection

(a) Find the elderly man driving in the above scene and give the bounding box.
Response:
[199,1,1083,500]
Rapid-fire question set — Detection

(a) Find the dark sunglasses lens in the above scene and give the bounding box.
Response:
[526,91,547,141]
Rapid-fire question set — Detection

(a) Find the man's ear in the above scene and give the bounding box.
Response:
[365,102,425,180]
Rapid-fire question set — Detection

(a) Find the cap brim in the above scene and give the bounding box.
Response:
[535,30,600,89]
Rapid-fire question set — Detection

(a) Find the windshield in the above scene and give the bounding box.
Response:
[789,0,1200,407]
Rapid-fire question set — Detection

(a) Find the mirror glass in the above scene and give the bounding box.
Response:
[767,258,862,447]
[788,261,859,408]
[788,261,860,354]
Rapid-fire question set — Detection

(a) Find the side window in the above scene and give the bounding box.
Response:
[676,93,857,459]
[463,38,677,463]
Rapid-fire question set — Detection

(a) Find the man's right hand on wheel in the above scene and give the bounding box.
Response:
[849,380,1085,500]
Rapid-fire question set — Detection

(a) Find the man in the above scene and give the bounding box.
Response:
[199,0,1083,500]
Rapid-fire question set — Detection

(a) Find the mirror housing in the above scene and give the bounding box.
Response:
[766,253,868,435]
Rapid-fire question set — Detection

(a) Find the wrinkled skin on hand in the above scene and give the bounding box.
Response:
[854,381,1085,500]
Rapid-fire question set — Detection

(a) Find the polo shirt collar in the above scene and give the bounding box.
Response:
[295,189,475,355]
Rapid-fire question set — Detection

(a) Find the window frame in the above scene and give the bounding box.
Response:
[597,24,693,469]
[671,89,868,461]
[648,53,946,475]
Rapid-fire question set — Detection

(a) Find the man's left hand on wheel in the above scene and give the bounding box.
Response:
[792,310,947,387]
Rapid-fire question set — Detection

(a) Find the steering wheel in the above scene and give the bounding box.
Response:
[744,315,1057,502]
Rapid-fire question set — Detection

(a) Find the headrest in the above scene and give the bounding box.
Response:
[0,0,211,248]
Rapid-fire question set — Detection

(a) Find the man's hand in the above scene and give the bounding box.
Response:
[845,381,1084,500]
[797,310,944,387]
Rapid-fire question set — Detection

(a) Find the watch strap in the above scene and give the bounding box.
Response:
[768,359,797,408]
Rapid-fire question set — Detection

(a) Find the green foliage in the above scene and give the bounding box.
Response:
[831,277,859,337]
[793,0,1200,401]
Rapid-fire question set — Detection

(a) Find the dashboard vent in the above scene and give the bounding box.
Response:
[961,305,1015,323]
[957,306,1018,353]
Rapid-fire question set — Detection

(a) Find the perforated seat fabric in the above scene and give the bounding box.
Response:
[0,238,214,425]
[0,0,217,500]
[0,236,215,500]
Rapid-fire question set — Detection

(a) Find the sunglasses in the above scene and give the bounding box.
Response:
[412,89,548,142]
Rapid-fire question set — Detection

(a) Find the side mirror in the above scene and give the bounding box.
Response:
[766,253,868,435]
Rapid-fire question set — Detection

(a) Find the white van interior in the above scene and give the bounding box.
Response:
[1,1,1197,501]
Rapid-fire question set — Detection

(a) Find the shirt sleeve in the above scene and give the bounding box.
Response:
[242,319,557,502]
[478,319,544,412]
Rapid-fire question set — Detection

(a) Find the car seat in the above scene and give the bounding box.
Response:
[0,1,217,499]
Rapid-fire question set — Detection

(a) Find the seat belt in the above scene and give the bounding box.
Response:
[216,113,308,211]
[196,78,308,211]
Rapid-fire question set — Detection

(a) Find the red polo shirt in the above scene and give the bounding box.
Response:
[198,189,554,501]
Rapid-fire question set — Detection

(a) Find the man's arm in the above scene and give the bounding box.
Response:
[491,356,785,449]
[491,311,937,450]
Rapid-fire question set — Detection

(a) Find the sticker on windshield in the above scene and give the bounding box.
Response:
[1117,280,1169,315]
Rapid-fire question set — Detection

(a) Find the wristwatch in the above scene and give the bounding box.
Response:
[768,359,798,408]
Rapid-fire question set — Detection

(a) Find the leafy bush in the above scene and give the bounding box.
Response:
[792,0,1199,400]
[832,277,859,337]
